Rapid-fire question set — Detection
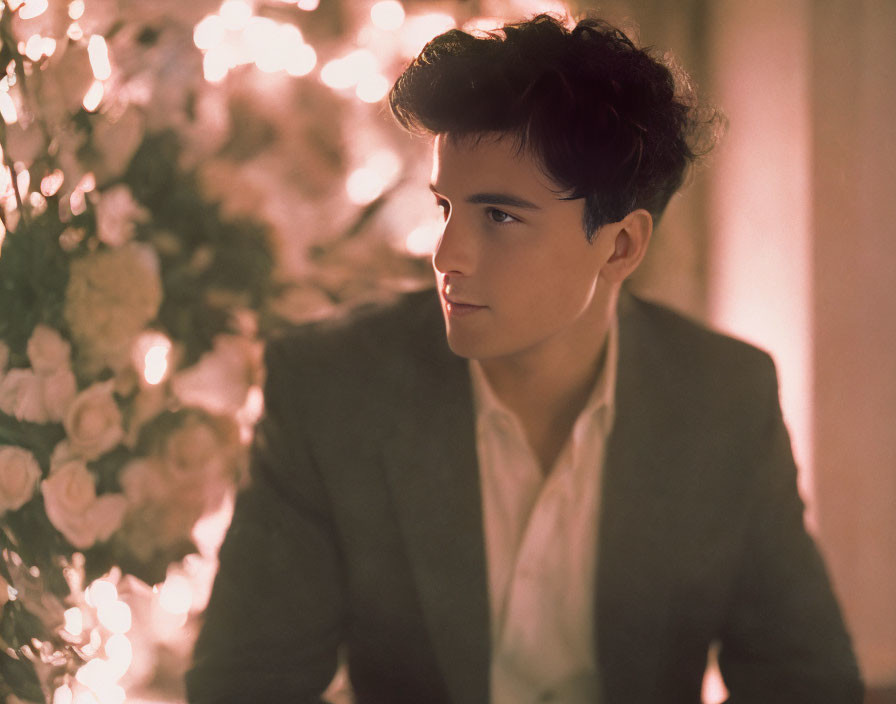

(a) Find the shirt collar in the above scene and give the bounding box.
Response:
[469,314,619,437]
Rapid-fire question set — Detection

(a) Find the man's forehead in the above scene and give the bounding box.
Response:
[430,133,558,196]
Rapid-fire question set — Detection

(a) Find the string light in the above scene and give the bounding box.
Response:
[193,15,226,50]
[18,0,48,20]
[64,607,84,637]
[370,1,405,31]
[405,222,443,256]
[297,0,319,10]
[355,73,390,103]
[132,331,173,386]
[83,80,104,112]
[68,0,85,20]
[87,35,112,81]
[400,12,455,57]
[219,0,252,31]
[0,92,17,124]
[40,169,64,197]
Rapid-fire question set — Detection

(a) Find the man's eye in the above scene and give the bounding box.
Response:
[487,208,516,224]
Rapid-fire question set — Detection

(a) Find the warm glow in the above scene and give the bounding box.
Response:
[236,384,264,444]
[355,73,390,103]
[86,580,118,608]
[53,684,74,704]
[194,14,226,50]
[78,172,96,192]
[346,167,384,205]
[405,222,442,257]
[104,634,132,680]
[64,607,84,637]
[83,80,104,111]
[370,1,405,31]
[297,0,319,10]
[321,49,376,90]
[72,691,98,704]
[41,169,64,197]
[203,48,231,83]
[143,345,169,385]
[159,574,192,615]
[219,0,252,31]
[132,331,173,385]
[97,601,131,634]
[463,16,505,34]
[87,35,112,81]
[16,167,30,196]
[70,188,87,215]
[0,92,18,124]
[285,43,316,77]
[400,13,455,57]
[68,0,84,20]
[19,0,48,20]
[25,33,55,61]
[67,22,84,41]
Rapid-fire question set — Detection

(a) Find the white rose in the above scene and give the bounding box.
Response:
[41,459,126,549]
[40,368,78,422]
[0,446,42,513]
[172,335,262,415]
[0,369,49,423]
[64,243,163,373]
[95,184,147,247]
[63,382,123,460]
[26,325,72,376]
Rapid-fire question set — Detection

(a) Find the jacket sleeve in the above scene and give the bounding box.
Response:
[186,339,345,703]
[718,359,863,704]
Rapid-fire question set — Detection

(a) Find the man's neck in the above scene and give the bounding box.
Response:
[478,289,617,472]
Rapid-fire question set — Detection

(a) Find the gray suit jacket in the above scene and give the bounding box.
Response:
[187,288,862,703]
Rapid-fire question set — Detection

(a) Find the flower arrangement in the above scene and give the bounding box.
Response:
[0,1,275,700]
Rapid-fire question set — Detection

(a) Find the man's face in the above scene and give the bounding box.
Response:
[430,133,613,362]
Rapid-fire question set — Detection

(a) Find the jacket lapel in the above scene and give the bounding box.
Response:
[595,292,688,702]
[381,294,491,704]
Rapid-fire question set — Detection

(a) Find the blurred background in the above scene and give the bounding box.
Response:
[0,0,892,702]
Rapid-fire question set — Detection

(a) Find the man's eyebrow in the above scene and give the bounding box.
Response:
[429,184,541,210]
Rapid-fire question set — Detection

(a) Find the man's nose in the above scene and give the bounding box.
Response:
[432,217,475,276]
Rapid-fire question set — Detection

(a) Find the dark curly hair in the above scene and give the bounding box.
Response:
[389,13,723,239]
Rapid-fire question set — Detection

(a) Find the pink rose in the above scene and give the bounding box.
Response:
[26,325,72,376]
[39,368,78,422]
[160,418,232,511]
[172,335,262,415]
[0,446,42,513]
[41,459,126,549]
[63,382,123,460]
[94,184,147,247]
[0,369,49,423]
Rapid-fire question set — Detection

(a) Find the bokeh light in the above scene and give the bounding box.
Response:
[87,35,112,81]
[370,1,405,31]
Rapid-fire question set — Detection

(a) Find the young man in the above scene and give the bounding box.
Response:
[187,14,862,704]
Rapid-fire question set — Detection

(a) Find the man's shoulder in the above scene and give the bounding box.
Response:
[621,291,778,394]
[263,287,443,385]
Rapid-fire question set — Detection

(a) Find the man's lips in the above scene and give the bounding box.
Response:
[442,292,486,315]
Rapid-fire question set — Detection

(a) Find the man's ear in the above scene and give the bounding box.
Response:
[598,209,653,283]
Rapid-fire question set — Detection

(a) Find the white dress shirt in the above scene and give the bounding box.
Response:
[470,319,618,704]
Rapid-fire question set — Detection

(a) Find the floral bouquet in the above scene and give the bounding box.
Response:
[0,1,276,700]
